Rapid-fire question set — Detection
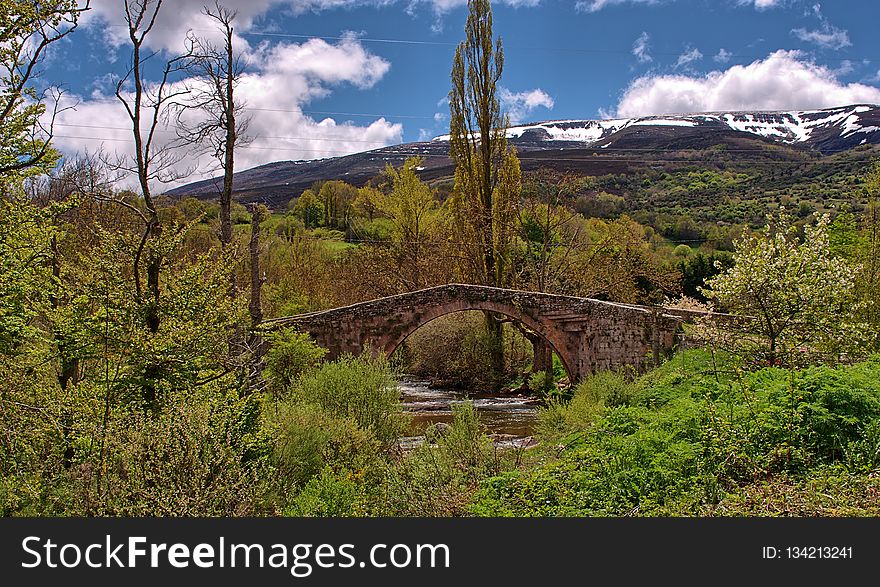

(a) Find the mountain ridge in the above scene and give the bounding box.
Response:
[168,103,880,206]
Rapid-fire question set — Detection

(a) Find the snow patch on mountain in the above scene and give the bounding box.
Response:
[431,104,880,150]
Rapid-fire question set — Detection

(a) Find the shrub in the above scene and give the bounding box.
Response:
[474,352,880,516]
[528,370,554,395]
[287,468,368,516]
[383,402,500,516]
[537,371,638,439]
[264,329,327,396]
[273,403,380,490]
[291,354,407,444]
[673,244,692,257]
[64,388,272,516]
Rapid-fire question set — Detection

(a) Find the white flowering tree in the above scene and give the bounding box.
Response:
[701,209,871,366]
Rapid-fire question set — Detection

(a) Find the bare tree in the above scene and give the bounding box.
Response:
[177,1,251,249]
[111,0,193,333]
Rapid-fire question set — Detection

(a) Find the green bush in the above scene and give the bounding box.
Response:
[472,351,880,516]
[273,403,379,490]
[264,329,327,396]
[56,387,273,517]
[528,371,553,395]
[291,354,407,444]
[287,468,368,516]
[383,402,500,516]
[537,370,638,439]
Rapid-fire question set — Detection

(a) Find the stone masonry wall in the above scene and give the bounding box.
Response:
[263,284,685,383]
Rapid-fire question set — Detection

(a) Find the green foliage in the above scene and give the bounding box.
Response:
[287,468,368,517]
[677,250,733,300]
[400,312,532,390]
[273,403,379,490]
[701,209,872,365]
[0,1,80,181]
[537,371,637,439]
[384,402,500,516]
[471,351,880,516]
[528,370,554,395]
[673,244,692,257]
[290,354,407,445]
[573,191,625,219]
[78,388,271,516]
[0,199,56,353]
[290,189,323,229]
[263,329,327,395]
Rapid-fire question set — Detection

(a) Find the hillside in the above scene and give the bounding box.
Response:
[168,104,880,207]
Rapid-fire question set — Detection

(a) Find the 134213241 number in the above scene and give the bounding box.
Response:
[763,546,853,559]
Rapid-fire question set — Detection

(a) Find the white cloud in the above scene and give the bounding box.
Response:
[49,34,403,190]
[632,32,652,64]
[748,0,780,8]
[575,0,658,12]
[832,59,855,77]
[85,0,540,52]
[791,2,851,50]
[577,0,779,12]
[499,88,555,124]
[791,25,851,50]
[613,50,880,117]
[675,47,703,69]
[714,48,732,63]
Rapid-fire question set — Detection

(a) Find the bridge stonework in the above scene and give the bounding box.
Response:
[264,284,688,383]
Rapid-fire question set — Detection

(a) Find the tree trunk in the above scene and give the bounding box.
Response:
[484,312,505,381]
[531,337,553,375]
[50,236,77,468]
[249,205,264,327]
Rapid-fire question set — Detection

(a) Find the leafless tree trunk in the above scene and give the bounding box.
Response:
[112,0,193,338]
[248,204,266,327]
[177,1,250,252]
[111,0,193,408]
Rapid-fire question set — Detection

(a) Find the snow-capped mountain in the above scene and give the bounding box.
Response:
[433,104,880,153]
[169,104,880,205]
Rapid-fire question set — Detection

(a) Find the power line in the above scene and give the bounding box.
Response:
[98,22,872,64]
[54,101,436,120]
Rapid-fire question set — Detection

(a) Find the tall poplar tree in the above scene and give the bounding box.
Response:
[448,0,521,377]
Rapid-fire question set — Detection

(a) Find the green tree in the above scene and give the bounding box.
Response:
[448,0,521,377]
[0,0,87,183]
[701,209,870,366]
[318,180,358,232]
[291,189,323,229]
[858,162,880,343]
[371,157,439,290]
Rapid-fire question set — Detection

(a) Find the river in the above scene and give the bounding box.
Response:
[397,378,541,449]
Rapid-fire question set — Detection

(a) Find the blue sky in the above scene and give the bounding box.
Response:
[42,0,880,182]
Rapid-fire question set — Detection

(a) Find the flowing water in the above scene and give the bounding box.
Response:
[397,378,541,449]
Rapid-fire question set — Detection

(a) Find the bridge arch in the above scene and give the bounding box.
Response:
[264,284,693,383]
[378,299,576,383]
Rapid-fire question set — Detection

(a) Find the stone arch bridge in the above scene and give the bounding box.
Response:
[263,284,696,383]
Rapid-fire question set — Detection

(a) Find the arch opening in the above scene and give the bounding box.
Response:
[383,305,575,385]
